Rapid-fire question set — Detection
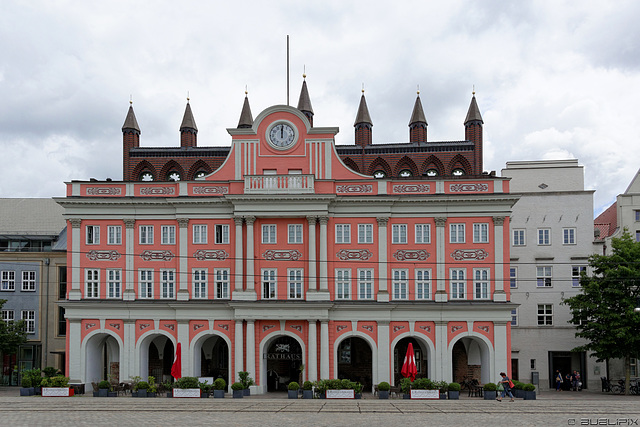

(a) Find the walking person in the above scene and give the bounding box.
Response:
[555,370,563,391]
[496,372,515,402]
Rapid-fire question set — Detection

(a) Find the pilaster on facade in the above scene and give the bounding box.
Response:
[376,321,389,384]
[234,216,244,292]
[316,217,330,299]
[177,218,190,301]
[235,216,256,301]
[246,320,256,385]
[492,216,507,302]
[123,218,136,301]
[177,320,190,376]
[68,218,82,301]
[307,320,318,381]
[320,320,329,378]
[434,217,448,303]
[376,217,389,303]
[434,320,449,381]
[234,320,244,381]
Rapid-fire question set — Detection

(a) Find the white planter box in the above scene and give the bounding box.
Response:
[173,388,201,398]
[410,389,439,399]
[326,389,354,399]
[42,387,73,397]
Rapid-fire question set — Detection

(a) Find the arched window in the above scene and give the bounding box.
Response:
[399,169,412,178]
[452,168,465,176]
[140,171,154,182]
[425,169,438,177]
[167,171,181,181]
[373,170,386,179]
[194,170,207,179]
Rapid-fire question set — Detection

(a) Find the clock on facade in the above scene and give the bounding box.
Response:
[267,122,297,149]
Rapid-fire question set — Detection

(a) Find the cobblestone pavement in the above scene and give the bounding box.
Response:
[1,388,639,427]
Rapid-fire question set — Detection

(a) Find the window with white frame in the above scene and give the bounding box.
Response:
[392,224,407,244]
[473,223,489,243]
[161,225,175,245]
[512,229,525,246]
[415,224,430,244]
[358,224,373,244]
[537,228,550,245]
[85,269,99,298]
[450,269,465,299]
[572,266,586,287]
[262,225,277,244]
[106,269,121,299]
[193,224,208,244]
[563,228,576,245]
[1,271,15,291]
[288,224,303,244]
[474,268,489,299]
[335,269,351,300]
[636,211,640,222]
[262,269,277,299]
[510,267,517,288]
[536,266,552,287]
[392,269,408,300]
[107,225,122,245]
[336,224,351,244]
[160,269,175,299]
[450,224,465,243]
[288,269,303,299]
[537,304,553,326]
[357,269,373,300]
[21,310,35,334]
[511,308,518,326]
[139,269,153,299]
[193,269,207,299]
[215,224,229,244]
[215,269,230,299]
[86,225,100,245]
[415,269,431,300]
[139,225,154,244]
[1,309,14,321]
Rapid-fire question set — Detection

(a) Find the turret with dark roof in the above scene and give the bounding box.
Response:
[180,100,198,148]
[297,77,314,126]
[464,92,484,174]
[409,92,427,144]
[354,90,373,147]
[237,93,253,129]
[122,103,141,180]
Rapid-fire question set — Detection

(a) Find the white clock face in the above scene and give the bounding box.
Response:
[269,123,296,148]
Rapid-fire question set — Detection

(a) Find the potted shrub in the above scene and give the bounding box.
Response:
[41,375,73,397]
[314,380,327,399]
[238,371,254,396]
[302,381,314,399]
[354,382,363,399]
[523,383,536,400]
[129,376,141,397]
[135,380,149,398]
[288,381,299,399]
[400,377,412,399]
[147,376,158,398]
[199,380,212,398]
[483,382,497,400]
[213,378,226,398]
[436,380,448,399]
[98,380,110,397]
[513,381,524,398]
[378,381,390,399]
[43,367,58,379]
[411,378,438,399]
[231,382,244,398]
[448,382,461,400]
[20,375,33,396]
[173,376,200,398]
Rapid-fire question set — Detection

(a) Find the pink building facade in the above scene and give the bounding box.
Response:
[58,103,517,393]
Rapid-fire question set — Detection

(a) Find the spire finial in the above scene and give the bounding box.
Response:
[245,85,248,96]
[417,84,420,95]
[129,94,132,105]
[187,91,190,103]
[472,85,475,96]
[361,83,365,94]
[303,65,306,79]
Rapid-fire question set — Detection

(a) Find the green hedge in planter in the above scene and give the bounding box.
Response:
[98,380,110,390]
[448,382,461,392]
[378,381,390,392]
[288,382,300,391]
[523,383,535,391]
[231,382,244,391]
[174,376,199,389]
[41,376,70,388]
[483,382,497,391]
[302,381,313,390]
[213,378,226,390]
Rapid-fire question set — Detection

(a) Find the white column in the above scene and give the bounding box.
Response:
[492,216,507,302]
[234,216,244,292]
[234,320,244,382]
[121,320,135,380]
[320,320,329,379]
[68,219,82,300]
[177,218,189,301]
[376,217,389,302]
[308,320,318,381]
[434,217,448,302]
[68,320,82,382]
[376,321,389,385]
[434,320,449,381]
[317,217,329,299]
[246,320,256,386]
[123,219,136,301]
[245,216,256,296]
[307,216,317,291]
[177,320,190,376]
[494,321,508,382]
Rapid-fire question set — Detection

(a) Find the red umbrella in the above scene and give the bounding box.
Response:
[401,342,417,381]
[171,343,182,379]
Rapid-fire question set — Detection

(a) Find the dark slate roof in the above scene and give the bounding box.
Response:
[129,147,230,157]
[180,102,198,131]
[409,94,427,126]
[122,105,141,132]
[354,93,373,126]
[464,95,483,124]
[237,95,253,129]
[297,80,313,114]
[335,140,473,155]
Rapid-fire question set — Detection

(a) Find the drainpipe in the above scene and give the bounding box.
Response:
[42,258,50,368]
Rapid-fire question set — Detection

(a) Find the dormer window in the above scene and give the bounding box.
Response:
[452,168,464,176]
[167,171,181,181]
[140,171,154,181]
[373,171,386,179]
[399,170,412,178]
[425,169,438,177]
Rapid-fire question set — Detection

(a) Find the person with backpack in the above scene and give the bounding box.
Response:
[555,370,563,391]
[496,372,515,402]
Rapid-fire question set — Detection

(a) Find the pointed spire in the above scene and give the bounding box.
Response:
[122,102,140,133]
[237,89,253,129]
[297,74,314,126]
[409,91,427,126]
[354,89,373,126]
[464,91,484,124]
[180,99,198,132]
[409,89,428,144]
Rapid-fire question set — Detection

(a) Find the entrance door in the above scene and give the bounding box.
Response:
[266,336,302,392]
[337,337,372,391]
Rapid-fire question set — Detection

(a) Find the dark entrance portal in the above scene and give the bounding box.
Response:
[266,336,302,392]
[337,337,372,391]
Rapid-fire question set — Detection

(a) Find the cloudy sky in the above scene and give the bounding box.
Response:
[1,1,638,216]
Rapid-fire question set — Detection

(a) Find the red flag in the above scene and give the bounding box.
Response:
[401,342,417,382]
[171,343,182,379]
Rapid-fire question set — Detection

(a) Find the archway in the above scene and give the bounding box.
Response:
[84,333,121,384]
[393,337,428,385]
[263,335,303,392]
[451,337,491,385]
[139,333,175,383]
[336,337,373,391]
[192,333,231,387]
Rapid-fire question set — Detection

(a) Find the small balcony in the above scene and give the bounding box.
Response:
[244,174,315,194]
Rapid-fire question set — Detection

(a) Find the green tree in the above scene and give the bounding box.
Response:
[0,299,28,356]
[562,231,640,395]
